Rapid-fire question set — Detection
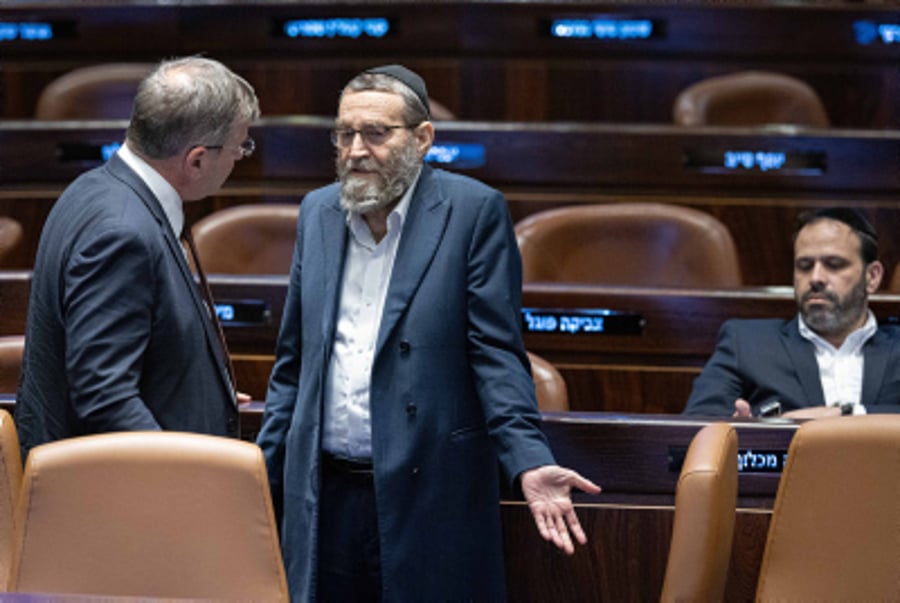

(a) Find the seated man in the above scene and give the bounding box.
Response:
[684,207,900,418]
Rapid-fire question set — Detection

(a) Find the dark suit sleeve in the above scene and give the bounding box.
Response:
[465,188,556,485]
[256,209,304,504]
[683,321,747,416]
[64,226,161,431]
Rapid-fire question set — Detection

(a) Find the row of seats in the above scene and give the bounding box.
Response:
[0,410,289,598]
[33,63,831,128]
[662,416,900,601]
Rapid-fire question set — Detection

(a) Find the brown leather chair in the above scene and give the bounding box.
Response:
[888,262,900,293]
[0,218,23,268]
[8,432,288,599]
[756,416,900,600]
[34,63,154,120]
[515,203,742,288]
[660,422,737,603]
[191,204,300,275]
[0,410,22,589]
[0,336,24,394]
[527,351,569,412]
[673,71,830,128]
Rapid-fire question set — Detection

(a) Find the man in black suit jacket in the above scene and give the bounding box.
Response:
[684,207,900,418]
[16,57,259,457]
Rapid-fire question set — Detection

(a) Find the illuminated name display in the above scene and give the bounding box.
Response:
[550,18,656,40]
[854,20,900,45]
[214,300,271,327]
[280,18,390,39]
[522,308,644,335]
[684,147,827,176]
[0,21,53,41]
[670,447,788,474]
[425,143,486,169]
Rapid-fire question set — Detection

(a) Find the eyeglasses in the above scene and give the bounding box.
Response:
[330,125,414,148]
[204,137,256,159]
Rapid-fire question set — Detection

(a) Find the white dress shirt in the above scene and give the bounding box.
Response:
[798,310,877,415]
[117,142,184,238]
[322,173,420,460]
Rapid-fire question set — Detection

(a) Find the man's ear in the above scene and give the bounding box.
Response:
[182,146,207,179]
[414,121,435,158]
[866,260,884,293]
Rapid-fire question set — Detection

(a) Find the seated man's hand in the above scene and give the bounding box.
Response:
[733,398,752,417]
[782,406,842,420]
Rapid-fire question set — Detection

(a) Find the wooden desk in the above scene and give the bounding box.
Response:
[4,119,900,285]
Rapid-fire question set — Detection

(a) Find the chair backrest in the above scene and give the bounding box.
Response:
[660,422,737,603]
[889,262,900,293]
[0,218,23,268]
[191,204,300,275]
[0,336,24,394]
[8,431,288,600]
[34,63,154,120]
[673,70,830,128]
[515,203,742,288]
[0,410,22,589]
[527,351,569,412]
[756,416,900,600]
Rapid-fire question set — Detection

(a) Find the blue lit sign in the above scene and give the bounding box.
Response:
[0,22,53,41]
[550,18,655,40]
[425,143,485,169]
[670,447,788,474]
[522,308,644,335]
[684,147,826,176]
[214,300,270,327]
[282,18,390,39]
[101,142,122,161]
[724,151,786,172]
[854,20,900,45]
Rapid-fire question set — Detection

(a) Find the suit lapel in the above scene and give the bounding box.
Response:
[376,167,449,356]
[107,156,236,402]
[861,328,891,406]
[318,201,349,343]
[781,318,826,406]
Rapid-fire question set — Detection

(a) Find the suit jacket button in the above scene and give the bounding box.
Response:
[399,340,411,353]
[227,417,238,433]
[411,466,420,476]
[406,403,417,417]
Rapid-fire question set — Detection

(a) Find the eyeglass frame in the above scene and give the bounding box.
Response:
[202,136,256,159]
[330,124,419,149]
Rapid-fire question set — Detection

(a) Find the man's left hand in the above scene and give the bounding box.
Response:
[521,465,601,555]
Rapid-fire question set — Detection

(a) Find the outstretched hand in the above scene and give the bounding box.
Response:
[520,465,601,555]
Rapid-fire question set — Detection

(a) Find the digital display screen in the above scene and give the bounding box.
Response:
[522,308,644,335]
[547,17,661,41]
[275,18,391,39]
[425,142,486,169]
[215,300,271,327]
[854,20,900,45]
[669,447,788,474]
[56,142,123,163]
[0,21,76,41]
[683,147,827,176]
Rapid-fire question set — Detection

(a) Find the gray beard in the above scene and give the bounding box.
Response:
[799,276,868,338]
[338,140,420,215]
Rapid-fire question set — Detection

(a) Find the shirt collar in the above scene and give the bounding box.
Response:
[798,309,878,353]
[346,167,421,246]
[117,142,185,238]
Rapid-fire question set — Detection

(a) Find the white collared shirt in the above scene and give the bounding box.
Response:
[117,142,184,238]
[322,172,420,460]
[798,310,877,415]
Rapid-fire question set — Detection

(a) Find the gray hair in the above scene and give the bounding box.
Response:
[339,72,429,126]
[127,56,260,159]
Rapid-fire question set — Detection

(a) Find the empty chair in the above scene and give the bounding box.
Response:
[756,415,900,600]
[191,204,300,275]
[34,63,154,120]
[660,422,737,603]
[0,410,22,588]
[0,336,24,393]
[0,218,23,268]
[673,71,830,128]
[515,203,742,288]
[527,351,569,412]
[8,431,288,600]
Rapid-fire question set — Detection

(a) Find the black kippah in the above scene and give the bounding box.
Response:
[364,64,430,118]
